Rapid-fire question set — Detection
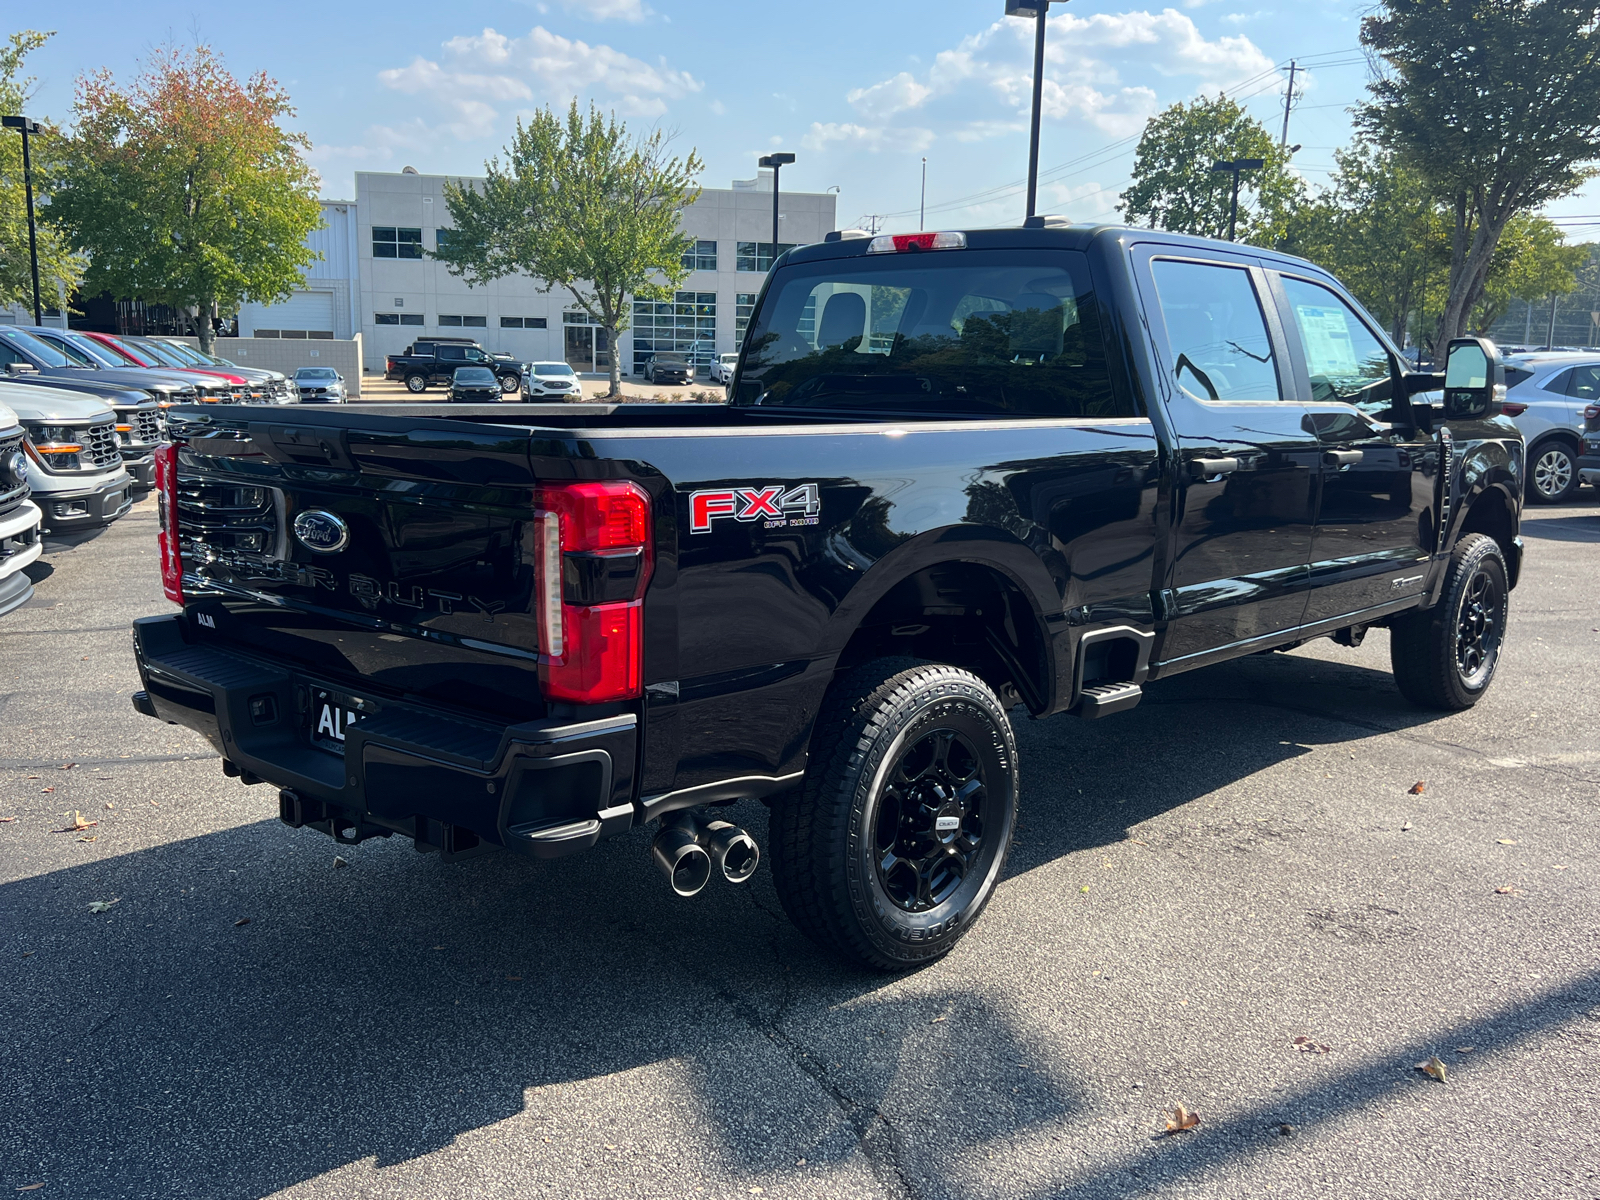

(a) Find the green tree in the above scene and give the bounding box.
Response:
[1470,215,1584,335]
[0,31,85,314]
[1359,0,1600,347]
[435,101,703,397]
[52,43,322,353]
[1293,142,1448,347]
[1120,95,1303,246]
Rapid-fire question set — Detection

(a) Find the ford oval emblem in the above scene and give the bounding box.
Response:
[293,509,350,554]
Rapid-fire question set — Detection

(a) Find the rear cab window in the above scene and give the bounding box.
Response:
[735,248,1128,419]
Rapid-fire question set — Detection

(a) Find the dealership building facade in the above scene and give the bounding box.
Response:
[238,169,838,377]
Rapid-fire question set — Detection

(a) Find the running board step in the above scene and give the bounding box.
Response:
[1077,681,1143,719]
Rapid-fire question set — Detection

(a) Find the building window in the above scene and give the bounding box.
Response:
[680,239,717,271]
[735,292,758,341]
[632,290,717,373]
[435,228,456,252]
[401,313,424,326]
[438,315,487,328]
[255,329,280,338]
[735,242,798,273]
[501,317,549,329]
[373,227,423,259]
[564,310,603,325]
[375,313,399,325]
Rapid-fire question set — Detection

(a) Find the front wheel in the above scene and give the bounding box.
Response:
[499,373,521,394]
[1528,442,1579,504]
[769,659,1018,971]
[1389,533,1509,710]
[404,374,427,393]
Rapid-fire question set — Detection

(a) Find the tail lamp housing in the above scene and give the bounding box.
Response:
[1500,401,1529,417]
[1585,403,1600,421]
[155,442,183,604]
[533,480,653,703]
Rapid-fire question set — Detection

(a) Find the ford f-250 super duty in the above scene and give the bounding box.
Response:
[128,222,1524,969]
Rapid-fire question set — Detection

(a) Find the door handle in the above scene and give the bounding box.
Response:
[1323,449,1364,468]
[1188,457,1240,479]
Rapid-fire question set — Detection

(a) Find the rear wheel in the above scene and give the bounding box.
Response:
[769,659,1018,971]
[404,374,427,393]
[1528,441,1579,503]
[1389,533,1508,710]
[499,373,521,394]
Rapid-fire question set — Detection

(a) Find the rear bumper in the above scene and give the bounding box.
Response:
[129,614,637,859]
[1579,451,1600,486]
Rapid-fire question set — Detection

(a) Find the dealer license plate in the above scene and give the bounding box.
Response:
[309,688,376,754]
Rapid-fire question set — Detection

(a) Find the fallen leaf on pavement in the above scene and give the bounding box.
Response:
[333,855,348,869]
[233,918,251,927]
[77,835,97,843]
[931,1014,947,1024]
[104,803,114,810]
[1495,886,1518,895]
[0,816,15,823]
[1455,1046,1475,1054]
[1496,838,1518,845]
[1416,1056,1448,1082]
[1408,781,1426,795]
[54,812,96,833]
[17,1184,45,1192]
[1164,1104,1200,1133]
[40,787,53,794]
[1079,885,1090,894]
[87,899,120,913]
[1293,1036,1331,1054]
[59,763,74,770]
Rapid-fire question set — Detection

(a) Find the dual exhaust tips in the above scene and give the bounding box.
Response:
[651,811,760,897]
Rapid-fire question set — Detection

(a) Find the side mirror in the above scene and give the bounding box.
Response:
[1442,336,1504,420]
[4,361,37,375]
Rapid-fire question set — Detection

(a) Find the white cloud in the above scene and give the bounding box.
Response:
[802,122,935,154]
[377,25,702,132]
[555,0,652,21]
[846,72,933,121]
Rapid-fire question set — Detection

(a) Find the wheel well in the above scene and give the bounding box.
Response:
[1458,488,1519,588]
[1528,430,1582,455]
[835,562,1051,714]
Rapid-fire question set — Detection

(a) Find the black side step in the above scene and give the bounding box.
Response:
[1077,682,1143,719]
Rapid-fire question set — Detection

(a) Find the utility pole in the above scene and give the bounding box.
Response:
[920,157,927,231]
[864,215,883,235]
[1280,60,1299,149]
[1210,158,1264,242]
[2,115,42,326]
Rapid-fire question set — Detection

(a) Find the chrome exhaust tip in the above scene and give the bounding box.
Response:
[703,820,760,884]
[651,815,712,898]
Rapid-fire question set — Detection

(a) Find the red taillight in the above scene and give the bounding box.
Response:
[1500,401,1528,417]
[155,443,183,605]
[1586,403,1600,421]
[533,480,653,704]
[866,231,967,254]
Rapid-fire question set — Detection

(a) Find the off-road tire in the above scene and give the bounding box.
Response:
[404,374,427,393]
[768,658,1018,971]
[1527,440,1580,504]
[1389,533,1509,710]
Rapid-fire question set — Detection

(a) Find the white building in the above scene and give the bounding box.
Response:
[236,198,362,340]
[243,168,838,376]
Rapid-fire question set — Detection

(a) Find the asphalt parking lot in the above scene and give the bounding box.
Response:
[3,493,1598,1199]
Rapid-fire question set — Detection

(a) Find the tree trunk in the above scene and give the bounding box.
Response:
[605,325,621,398]
[197,298,217,356]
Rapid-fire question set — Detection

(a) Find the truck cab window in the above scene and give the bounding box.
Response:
[737,249,1122,418]
[1149,259,1279,402]
[1279,276,1397,415]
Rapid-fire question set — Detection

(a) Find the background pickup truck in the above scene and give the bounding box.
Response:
[130,223,1524,970]
[385,339,528,395]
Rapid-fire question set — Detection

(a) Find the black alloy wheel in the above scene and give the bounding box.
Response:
[1390,533,1509,710]
[769,658,1018,970]
[1528,442,1579,503]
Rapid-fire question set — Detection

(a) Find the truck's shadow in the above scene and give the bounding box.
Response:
[0,648,1519,1198]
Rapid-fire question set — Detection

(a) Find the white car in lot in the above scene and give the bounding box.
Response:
[710,353,739,385]
[0,397,43,617]
[0,380,134,534]
[1501,352,1598,503]
[524,361,583,400]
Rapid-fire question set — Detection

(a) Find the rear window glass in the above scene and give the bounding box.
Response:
[1503,367,1534,389]
[735,248,1124,418]
[453,367,496,384]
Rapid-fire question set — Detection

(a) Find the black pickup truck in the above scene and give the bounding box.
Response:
[129,223,1523,970]
[384,339,528,395]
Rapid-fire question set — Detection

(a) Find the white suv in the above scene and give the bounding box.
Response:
[1,381,134,534]
[1502,353,1595,503]
[0,397,43,617]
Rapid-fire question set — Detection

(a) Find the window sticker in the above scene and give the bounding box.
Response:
[1295,305,1361,378]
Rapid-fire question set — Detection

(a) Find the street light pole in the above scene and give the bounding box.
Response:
[1209,157,1264,242]
[2,115,43,326]
[920,157,927,230]
[758,152,795,270]
[1006,0,1066,219]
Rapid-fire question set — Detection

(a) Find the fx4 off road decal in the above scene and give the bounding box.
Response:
[690,483,821,533]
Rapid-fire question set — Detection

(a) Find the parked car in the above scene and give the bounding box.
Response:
[524,361,581,400]
[385,339,528,394]
[0,397,43,618]
[1500,352,1594,503]
[123,336,296,404]
[448,365,502,403]
[131,221,1524,971]
[68,330,255,402]
[293,367,348,403]
[643,352,693,385]
[0,327,170,490]
[3,380,133,533]
[1579,397,1600,489]
[710,353,739,385]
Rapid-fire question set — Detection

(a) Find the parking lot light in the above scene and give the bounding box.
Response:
[758,153,796,272]
[2,115,43,326]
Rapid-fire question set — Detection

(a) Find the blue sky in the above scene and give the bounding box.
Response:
[16,1,1600,239]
